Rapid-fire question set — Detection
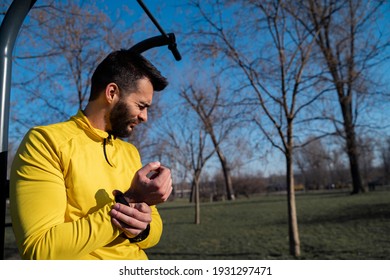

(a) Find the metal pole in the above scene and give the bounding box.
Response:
[0,0,36,260]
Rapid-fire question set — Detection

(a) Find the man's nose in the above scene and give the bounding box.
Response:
[139,109,148,122]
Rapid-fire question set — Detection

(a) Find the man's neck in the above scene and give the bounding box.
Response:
[83,102,108,131]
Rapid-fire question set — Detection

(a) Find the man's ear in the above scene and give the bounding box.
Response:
[105,83,119,104]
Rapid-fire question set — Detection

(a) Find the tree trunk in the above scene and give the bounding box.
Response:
[286,117,300,257]
[339,100,365,194]
[286,152,300,257]
[194,176,200,225]
[215,148,235,200]
[193,170,201,225]
[189,181,194,203]
[209,131,235,200]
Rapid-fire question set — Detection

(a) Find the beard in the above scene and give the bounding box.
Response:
[108,99,138,138]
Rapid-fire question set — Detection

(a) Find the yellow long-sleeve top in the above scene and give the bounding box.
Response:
[10,110,162,260]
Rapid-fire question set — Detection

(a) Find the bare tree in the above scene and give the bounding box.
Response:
[180,83,236,200]
[288,0,390,194]
[188,0,330,256]
[155,110,215,224]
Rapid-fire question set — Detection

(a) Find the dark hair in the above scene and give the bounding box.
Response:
[89,50,168,101]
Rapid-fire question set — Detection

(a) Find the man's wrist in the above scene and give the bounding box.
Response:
[125,190,140,203]
[125,224,150,243]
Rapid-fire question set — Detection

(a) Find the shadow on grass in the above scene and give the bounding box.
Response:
[149,251,281,260]
[300,203,390,225]
[160,195,288,211]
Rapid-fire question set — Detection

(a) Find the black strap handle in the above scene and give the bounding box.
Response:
[130,0,181,61]
[129,33,181,61]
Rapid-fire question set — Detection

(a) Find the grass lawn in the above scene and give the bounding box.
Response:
[147,190,390,260]
[4,189,390,260]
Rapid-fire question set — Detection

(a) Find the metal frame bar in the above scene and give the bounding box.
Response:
[0,0,37,260]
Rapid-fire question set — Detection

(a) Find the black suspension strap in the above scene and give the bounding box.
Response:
[130,0,182,61]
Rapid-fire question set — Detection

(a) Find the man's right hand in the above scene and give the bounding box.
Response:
[122,161,173,205]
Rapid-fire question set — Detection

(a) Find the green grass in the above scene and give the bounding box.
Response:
[4,189,390,260]
[147,190,390,260]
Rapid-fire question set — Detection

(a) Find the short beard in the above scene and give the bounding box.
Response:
[108,99,136,138]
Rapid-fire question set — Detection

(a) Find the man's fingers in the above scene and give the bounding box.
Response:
[147,168,172,203]
[111,203,151,223]
[149,165,171,187]
[111,217,144,238]
[127,162,173,205]
[137,161,161,178]
[109,201,152,239]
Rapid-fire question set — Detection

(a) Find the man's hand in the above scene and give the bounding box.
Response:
[109,201,152,238]
[124,161,173,205]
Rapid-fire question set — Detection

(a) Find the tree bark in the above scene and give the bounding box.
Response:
[194,172,201,225]
[208,132,235,200]
[286,128,300,257]
[339,99,365,194]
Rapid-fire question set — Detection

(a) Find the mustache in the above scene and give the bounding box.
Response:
[127,118,139,126]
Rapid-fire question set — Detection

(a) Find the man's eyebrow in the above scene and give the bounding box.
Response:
[140,101,151,107]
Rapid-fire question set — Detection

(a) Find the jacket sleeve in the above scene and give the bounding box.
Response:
[10,129,122,260]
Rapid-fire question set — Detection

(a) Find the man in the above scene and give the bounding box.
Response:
[10,50,173,259]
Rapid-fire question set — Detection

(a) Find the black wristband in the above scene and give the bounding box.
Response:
[115,193,129,205]
[128,224,151,243]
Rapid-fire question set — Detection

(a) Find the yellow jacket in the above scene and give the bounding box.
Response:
[10,110,162,260]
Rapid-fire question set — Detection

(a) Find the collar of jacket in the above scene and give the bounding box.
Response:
[71,110,116,167]
[71,110,110,141]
